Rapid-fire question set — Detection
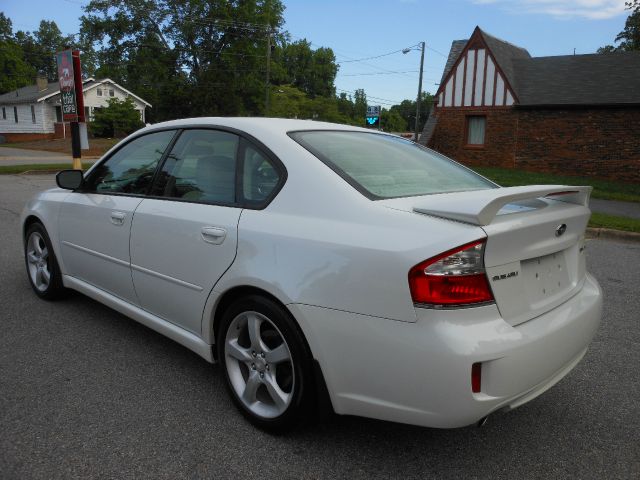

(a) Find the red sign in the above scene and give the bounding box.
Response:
[56,49,77,121]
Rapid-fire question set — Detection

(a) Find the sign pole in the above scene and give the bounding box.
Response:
[56,49,86,170]
[71,50,85,170]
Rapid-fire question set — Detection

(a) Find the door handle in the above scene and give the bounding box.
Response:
[110,211,126,226]
[201,227,227,245]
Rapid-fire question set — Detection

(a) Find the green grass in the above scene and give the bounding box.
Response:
[0,163,94,174]
[588,212,640,233]
[474,167,640,203]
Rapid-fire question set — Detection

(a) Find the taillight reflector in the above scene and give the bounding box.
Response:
[408,239,494,306]
[471,363,482,393]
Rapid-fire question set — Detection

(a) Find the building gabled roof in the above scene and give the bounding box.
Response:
[513,51,640,106]
[0,78,151,107]
[440,40,467,84]
[480,30,531,94]
[0,79,68,105]
[438,27,640,107]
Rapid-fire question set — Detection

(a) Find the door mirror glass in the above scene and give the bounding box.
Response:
[56,169,84,190]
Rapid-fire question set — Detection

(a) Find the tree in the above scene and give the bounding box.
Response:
[272,39,338,98]
[353,88,367,122]
[81,0,286,120]
[91,97,144,137]
[381,109,406,132]
[15,20,78,80]
[0,12,13,41]
[389,92,434,132]
[598,1,640,52]
[0,13,36,94]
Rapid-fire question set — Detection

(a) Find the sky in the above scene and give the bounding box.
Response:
[1,0,631,107]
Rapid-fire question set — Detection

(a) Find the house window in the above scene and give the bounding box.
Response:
[97,88,103,97]
[55,106,62,122]
[466,116,486,146]
[2,107,5,120]
[14,106,18,123]
[31,105,36,123]
[109,89,114,97]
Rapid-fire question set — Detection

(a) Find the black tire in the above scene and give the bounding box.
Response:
[217,294,315,431]
[24,222,67,300]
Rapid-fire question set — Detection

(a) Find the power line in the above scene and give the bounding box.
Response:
[342,70,419,77]
[335,87,403,106]
[426,45,449,58]
[336,48,405,64]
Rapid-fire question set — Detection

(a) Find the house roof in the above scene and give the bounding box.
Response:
[513,51,640,106]
[0,80,63,105]
[440,27,640,106]
[440,40,467,84]
[480,30,531,93]
[0,78,152,107]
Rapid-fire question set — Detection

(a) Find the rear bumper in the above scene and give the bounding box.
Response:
[289,273,602,428]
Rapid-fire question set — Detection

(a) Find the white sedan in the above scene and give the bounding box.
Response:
[21,118,602,431]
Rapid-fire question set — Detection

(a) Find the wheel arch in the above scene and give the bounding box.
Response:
[207,284,335,415]
[22,214,44,241]
[209,285,296,360]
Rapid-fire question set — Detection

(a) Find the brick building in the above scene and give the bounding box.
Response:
[421,27,640,183]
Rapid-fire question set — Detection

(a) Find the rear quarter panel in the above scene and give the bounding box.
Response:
[212,140,487,323]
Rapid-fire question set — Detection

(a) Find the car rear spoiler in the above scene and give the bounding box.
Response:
[412,185,592,226]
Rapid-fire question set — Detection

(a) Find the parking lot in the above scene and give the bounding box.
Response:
[1,174,638,479]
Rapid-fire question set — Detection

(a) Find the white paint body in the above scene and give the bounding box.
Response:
[20,118,602,428]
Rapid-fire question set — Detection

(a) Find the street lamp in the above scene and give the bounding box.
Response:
[403,42,425,142]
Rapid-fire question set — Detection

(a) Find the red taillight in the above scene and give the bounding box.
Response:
[408,239,494,306]
[471,363,482,393]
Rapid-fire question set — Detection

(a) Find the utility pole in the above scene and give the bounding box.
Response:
[414,41,425,142]
[265,29,272,116]
[403,42,426,142]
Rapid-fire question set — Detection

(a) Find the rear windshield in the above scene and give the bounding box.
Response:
[289,130,495,199]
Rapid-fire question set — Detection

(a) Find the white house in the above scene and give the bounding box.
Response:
[0,77,151,142]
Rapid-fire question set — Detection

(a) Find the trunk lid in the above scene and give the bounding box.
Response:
[382,185,591,326]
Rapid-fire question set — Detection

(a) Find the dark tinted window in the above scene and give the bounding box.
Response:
[151,129,239,205]
[290,131,495,199]
[84,130,174,194]
[242,143,280,203]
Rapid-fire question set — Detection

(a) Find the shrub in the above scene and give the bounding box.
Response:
[91,97,144,137]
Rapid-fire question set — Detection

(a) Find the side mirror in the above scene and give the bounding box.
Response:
[56,169,84,190]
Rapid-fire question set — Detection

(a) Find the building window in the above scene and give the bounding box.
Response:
[31,105,36,123]
[109,89,114,97]
[14,106,18,123]
[55,106,62,122]
[2,107,5,120]
[466,115,486,146]
[97,87,102,96]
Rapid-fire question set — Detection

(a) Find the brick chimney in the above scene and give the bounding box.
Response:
[36,75,48,91]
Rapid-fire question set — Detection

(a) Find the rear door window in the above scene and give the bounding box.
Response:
[241,142,281,205]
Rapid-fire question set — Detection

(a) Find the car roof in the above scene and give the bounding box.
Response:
[141,117,378,136]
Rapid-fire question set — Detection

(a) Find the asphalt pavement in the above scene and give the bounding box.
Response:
[0,174,639,479]
[590,198,640,220]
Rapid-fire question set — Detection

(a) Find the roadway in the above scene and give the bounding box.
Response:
[1,174,638,479]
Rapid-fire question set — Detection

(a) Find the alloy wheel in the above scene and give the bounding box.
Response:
[224,311,295,419]
[26,231,51,292]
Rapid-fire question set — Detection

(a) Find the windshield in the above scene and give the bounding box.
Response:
[289,131,496,199]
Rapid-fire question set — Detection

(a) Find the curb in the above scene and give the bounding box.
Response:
[586,227,640,243]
